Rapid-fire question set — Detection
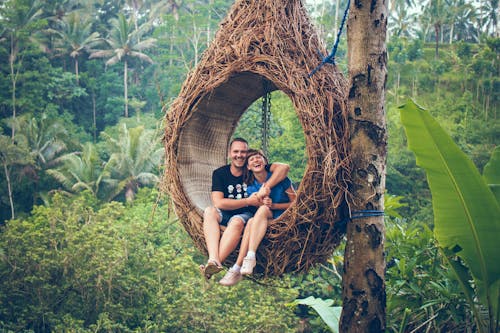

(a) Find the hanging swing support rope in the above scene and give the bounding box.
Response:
[308,0,351,77]
[307,0,385,221]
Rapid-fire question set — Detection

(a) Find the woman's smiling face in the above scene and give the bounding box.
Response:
[247,153,266,172]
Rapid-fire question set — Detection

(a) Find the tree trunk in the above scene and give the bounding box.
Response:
[75,57,79,84]
[124,60,129,117]
[341,0,388,332]
[434,23,440,58]
[396,70,400,105]
[412,73,417,98]
[207,0,213,45]
[3,162,15,220]
[334,0,340,34]
[9,35,18,141]
[92,92,97,143]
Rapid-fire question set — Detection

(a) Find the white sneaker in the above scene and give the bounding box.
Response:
[240,256,256,275]
[219,268,242,286]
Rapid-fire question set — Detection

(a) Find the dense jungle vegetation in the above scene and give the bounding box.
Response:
[0,0,498,331]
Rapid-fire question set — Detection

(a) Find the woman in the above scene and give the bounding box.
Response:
[219,149,296,286]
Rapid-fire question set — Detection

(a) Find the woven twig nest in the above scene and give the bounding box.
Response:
[163,0,350,276]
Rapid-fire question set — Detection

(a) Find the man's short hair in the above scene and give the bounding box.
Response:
[229,137,248,149]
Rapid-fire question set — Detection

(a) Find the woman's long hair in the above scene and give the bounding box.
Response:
[243,149,268,184]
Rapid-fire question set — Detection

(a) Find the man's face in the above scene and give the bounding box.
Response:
[229,141,248,169]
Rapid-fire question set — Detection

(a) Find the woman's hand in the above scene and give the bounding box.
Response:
[256,183,270,199]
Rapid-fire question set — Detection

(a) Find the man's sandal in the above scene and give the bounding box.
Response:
[199,260,223,280]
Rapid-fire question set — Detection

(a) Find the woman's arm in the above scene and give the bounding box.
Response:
[270,185,296,210]
[257,163,290,198]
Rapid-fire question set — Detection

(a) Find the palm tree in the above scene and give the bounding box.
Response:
[479,0,499,37]
[11,114,70,205]
[101,124,163,203]
[52,12,101,84]
[14,113,68,168]
[422,0,448,58]
[47,142,105,198]
[89,13,156,117]
[389,0,415,11]
[447,0,478,42]
[0,0,44,140]
[0,134,33,220]
[125,0,179,28]
[389,4,418,38]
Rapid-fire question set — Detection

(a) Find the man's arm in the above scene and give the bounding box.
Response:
[257,162,290,198]
[211,191,261,210]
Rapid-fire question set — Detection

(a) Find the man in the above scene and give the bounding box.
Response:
[201,138,290,285]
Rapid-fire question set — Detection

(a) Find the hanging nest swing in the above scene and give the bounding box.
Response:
[163,0,351,276]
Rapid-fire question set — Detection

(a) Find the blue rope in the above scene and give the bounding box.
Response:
[350,210,385,219]
[336,210,385,226]
[308,0,351,77]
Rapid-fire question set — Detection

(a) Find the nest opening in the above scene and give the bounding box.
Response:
[178,72,278,212]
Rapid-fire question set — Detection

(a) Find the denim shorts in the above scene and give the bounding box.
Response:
[217,208,253,227]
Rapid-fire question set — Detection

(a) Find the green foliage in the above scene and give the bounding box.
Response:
[400,100,500,333]
[100,123,163,202]
[46,142,105,197]
[0,133,34,220]
[291,296,341,333]
[292,192,478,332]
[0,188,299,332]
[384,194,408,219]
[385,219,474,332]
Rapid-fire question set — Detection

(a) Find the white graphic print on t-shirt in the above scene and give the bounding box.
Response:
[227,183,248,199]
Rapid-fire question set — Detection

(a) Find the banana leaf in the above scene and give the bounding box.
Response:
[399,100,500,331]
[292,296,341,332]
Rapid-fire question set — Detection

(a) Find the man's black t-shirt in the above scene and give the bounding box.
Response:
[212,165,250,215]
[211,164,271,215]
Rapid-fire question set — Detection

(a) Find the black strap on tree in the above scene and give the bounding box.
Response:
[261,79,271,156]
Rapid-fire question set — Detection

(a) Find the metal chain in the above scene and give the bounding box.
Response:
[261,80,271,156]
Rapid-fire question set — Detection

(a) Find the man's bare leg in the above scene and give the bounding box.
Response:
[218,217,244,263]
[203,206,222,265]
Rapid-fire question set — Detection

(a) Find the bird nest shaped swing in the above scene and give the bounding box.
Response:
[163,0,350,276]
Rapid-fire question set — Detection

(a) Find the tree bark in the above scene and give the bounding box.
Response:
[75,58,79,84]
[124,60,129,117]
[3,162,15,220]
[9,35,18,141]
[434,23,440,58]
[92,92,97,143]
[341,0,388,332]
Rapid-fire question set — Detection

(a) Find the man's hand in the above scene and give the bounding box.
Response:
[246,193,262,207]
[256,183,270,199]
